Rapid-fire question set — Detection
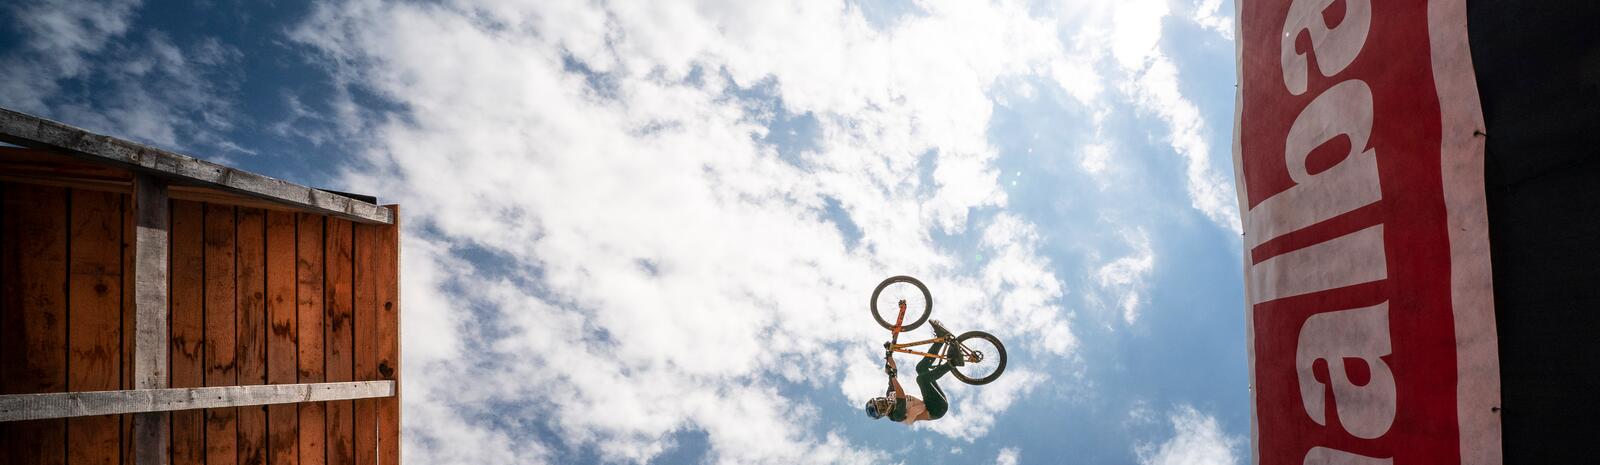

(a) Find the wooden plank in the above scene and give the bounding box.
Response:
[0,147,130,180]
[2,185,5,376]
[0,381,396,421]
[66,189,123,465]
[296,214,326,465]
[132,174,171,465]
[204,204,238,465]
[266,211,299,465]
[0,171,367,219]
[352,222,377,465]
[1,183,69,465]
[0,108,393,224]
[375,207,400,465]
[237,208,268,465]
[121,193,135,465]
[0,172,127,195]
[324,219,355,465]
[169,200,205,465]
[171,186,319,216]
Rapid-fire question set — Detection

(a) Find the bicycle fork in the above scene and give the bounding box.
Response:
[884,300,908,372]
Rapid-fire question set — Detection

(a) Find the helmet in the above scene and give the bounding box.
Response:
[864,397,891,419]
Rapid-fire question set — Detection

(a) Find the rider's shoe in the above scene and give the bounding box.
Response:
[946,339,964,366]
[930,320,964,366]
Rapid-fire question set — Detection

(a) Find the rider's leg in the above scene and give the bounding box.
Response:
[914,341,953,419]
[916,364,951,419]
[918,342,945,374]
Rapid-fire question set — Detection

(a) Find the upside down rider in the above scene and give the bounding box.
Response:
[864,320,960,425]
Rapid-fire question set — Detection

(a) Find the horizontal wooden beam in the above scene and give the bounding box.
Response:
[0,108,392,224]
[0,381,395,422]
[0,172,341,214]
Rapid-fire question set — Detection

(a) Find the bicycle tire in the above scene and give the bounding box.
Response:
[950,331,1007,385]
[870,275,932,331]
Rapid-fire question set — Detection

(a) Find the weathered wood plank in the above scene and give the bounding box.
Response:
[66,189,122,465]
[121,193,135,465]
[324,219,355,465]
[375,206,400,465]
[352,222,378,465]
[296,214,327,465]
[132,176,170,390]
[1,183,69,465]
[132,174,171,465]
[205,204,238,465]
[170,200,206,465]
[0,172,128,196]
[0,170,365,219]
[0,381,396,422]
[0,147,130,180]
[266,210,299,465]
[0,108,392,225]
[238,208,268,465]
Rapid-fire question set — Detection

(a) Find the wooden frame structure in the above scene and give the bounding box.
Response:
[0,108,401,465]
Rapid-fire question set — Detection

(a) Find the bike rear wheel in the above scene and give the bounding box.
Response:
[950,331,1007,385]
[870,276,932,332]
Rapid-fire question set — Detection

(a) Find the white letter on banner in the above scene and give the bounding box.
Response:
[1246,80,1380,249]
[1249,224,1386,304]
[1304,447,1392,465]
[1281,0,1373,94]
[1297,303,1397,439]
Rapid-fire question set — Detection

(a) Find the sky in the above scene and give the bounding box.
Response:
[0,0,1248,464]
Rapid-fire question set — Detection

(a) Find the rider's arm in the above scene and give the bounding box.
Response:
[888,375,907,398]
[886,359,907,399]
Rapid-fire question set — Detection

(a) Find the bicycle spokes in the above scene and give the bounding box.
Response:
[954,338,1000,379]
[871,276,933,332]
[875,282,927,323]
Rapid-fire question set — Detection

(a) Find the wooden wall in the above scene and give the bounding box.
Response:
[0,181,400,465]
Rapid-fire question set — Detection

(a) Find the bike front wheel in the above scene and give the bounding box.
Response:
[951,331,1007,385]
[870,275,932,331]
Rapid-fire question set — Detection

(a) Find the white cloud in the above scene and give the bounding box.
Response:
[921,369,1046,440]
[1122,54,1240,232]
[291,0,1082,462]
[0,0,139,110]
[996,447,1022,465]
[1192,0,1237,41]
[1048,0,1241,232]
[0,0,1249,462]
[1126,399,1158,427]
[1136,405,1242,465]
[977,214,1076,356]
[1080,142,1112,176]
[1095,228,1155,325]
[0,0,245,157]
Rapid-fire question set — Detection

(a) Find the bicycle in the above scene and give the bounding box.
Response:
[871,275,1008,385]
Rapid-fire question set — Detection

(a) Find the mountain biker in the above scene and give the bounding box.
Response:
[864,331,957,425]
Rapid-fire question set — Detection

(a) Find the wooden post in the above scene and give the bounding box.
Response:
[132,174,169,465]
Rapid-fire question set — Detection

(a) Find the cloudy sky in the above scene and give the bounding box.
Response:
[0,0,1247,463]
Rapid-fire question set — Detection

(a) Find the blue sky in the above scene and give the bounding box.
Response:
[1,1,1247,464]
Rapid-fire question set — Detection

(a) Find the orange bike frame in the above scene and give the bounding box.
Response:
[889,336,954,360]
[887,300,953,361]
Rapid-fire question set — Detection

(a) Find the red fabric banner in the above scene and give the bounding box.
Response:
[1233,0,1501,464]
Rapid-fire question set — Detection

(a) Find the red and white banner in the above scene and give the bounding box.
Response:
[1233,0,1501,464]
